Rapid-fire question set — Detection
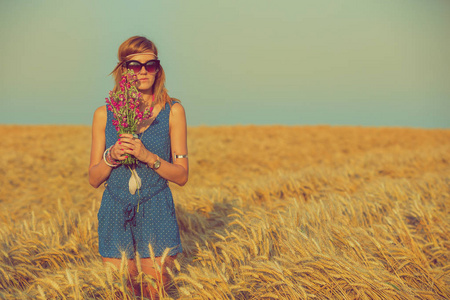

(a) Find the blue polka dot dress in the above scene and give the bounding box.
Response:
[98,101,183,259]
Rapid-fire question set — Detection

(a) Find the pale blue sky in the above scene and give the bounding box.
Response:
[1,0,449,127]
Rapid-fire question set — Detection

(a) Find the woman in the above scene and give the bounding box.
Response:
[89,36,188,298]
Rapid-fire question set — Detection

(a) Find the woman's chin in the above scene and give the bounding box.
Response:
[137,84,153,93]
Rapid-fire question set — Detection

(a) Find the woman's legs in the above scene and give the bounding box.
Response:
[102,257,140,296]
[140,255,177,299]
[102,255,177,299]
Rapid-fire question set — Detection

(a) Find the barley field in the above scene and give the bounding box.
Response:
[0,125,449,299]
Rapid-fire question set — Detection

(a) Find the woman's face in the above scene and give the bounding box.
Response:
[124,53,158,93]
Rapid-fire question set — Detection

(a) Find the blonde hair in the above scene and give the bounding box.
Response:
[110,36,177,108]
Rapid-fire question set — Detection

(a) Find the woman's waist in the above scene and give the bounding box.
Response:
[104,181,170,205]
[107,168,167,184]
[105,180,168,192]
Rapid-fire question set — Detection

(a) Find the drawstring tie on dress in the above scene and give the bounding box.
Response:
[123,203,137,230]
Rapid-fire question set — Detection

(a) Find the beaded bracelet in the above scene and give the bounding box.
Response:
[107,147,121,166]
[103,147,120,168]
[104,147,120,167]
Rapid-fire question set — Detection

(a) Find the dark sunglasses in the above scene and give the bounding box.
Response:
[124,60,160,74]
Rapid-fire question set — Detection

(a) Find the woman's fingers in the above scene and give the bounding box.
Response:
[122,140,140,154]
[111,144,129,160]
[118,136,132,144]
[119,133,133,139]
[114,134,149,162]
[119,138,136,149]
[117,137,135,154]
[122,139,149,161]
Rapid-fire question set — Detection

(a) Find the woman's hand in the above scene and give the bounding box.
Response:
[110,144,128,162]
[117,133,153,163]
[110,138,130,162]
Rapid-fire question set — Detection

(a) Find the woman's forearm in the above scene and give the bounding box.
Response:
[156,158,188,186]
[144,152,188,186]
[89,160,114,188]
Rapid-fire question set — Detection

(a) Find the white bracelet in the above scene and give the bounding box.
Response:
[103,147,119,168]
[175,154,188,159]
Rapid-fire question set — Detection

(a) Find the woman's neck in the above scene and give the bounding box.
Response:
[140,91,154,109]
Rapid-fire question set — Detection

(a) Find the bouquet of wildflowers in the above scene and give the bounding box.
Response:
[105,70,153,165]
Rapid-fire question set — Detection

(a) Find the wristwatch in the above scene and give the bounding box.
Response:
[152,156,161,170]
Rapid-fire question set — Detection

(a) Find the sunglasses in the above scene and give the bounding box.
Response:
[124,60,160,74]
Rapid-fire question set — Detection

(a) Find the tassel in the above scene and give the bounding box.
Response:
[128,166,142,195]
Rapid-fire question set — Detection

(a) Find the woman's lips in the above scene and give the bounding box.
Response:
[139,78,148,81]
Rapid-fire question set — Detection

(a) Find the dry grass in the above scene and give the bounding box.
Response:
[0,124,449,299]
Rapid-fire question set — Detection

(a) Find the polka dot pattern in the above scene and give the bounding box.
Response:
[98,102,182,259]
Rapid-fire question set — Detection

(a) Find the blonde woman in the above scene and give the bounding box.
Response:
[89,36,188,298]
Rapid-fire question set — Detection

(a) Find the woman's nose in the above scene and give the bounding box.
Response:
[139,66,147,74]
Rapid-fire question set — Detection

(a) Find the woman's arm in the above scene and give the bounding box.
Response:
[88,106,128,188]
[88,106,112,188]
[120,102,189,186]
[161,102,189,185]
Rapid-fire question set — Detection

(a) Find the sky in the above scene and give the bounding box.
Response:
[0,0,449,128]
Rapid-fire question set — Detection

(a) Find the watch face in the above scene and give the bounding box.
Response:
[154,160,161,169]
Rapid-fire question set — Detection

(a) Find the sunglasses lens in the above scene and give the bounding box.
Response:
[127,62,142,74]
[145,61,159,73]
[125,60,159,74]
